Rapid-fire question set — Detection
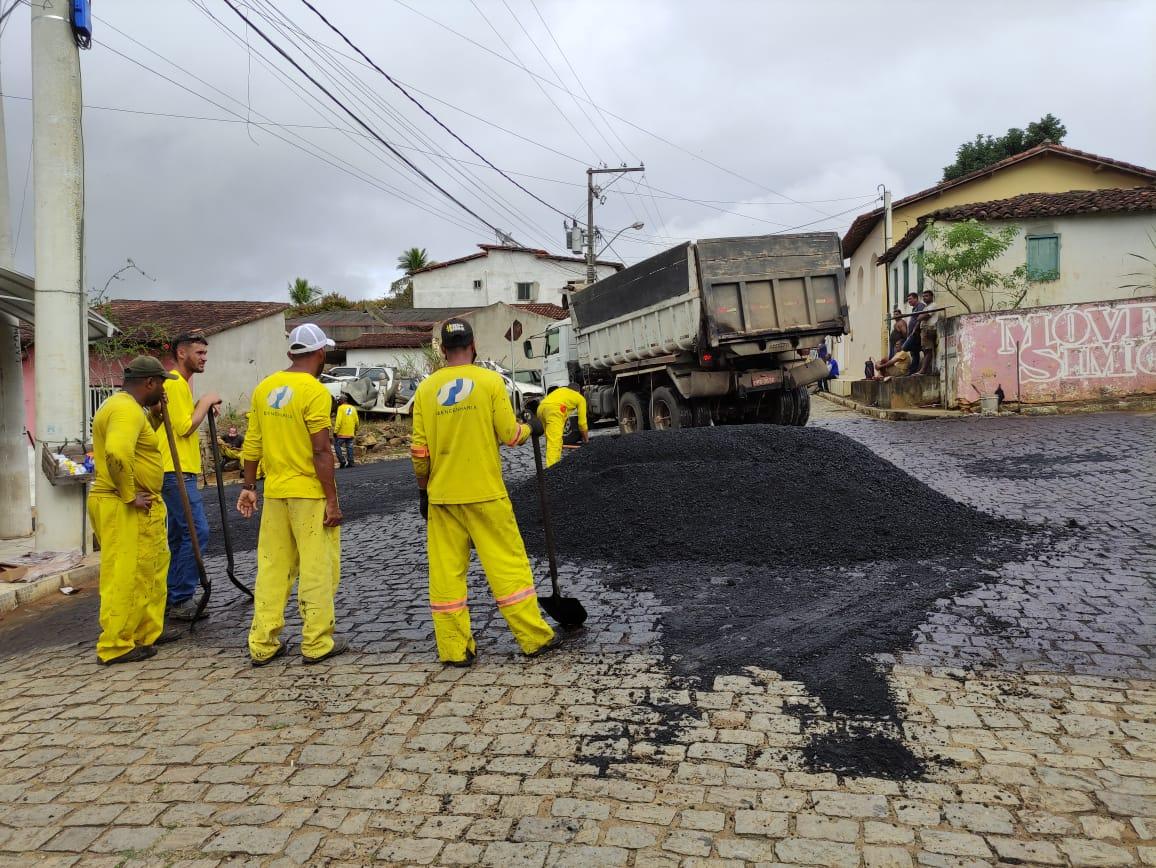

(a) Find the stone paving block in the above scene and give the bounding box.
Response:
[603,825,658,849]
[42,827,102,852]
[733,810,788,837]
[813,790,890,818]
[480,841,550,868]
[919,828,992,857]
[989,837,1064,865]
[796,811,859,843]
[545,844,628,867]
[660,829,713,857]
[1059,838,1134,866]
[376,837,442,865]
[864,845,914,868]
[775,836,859,867]
[203,826,291,856]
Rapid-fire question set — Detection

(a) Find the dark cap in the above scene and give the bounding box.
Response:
[440,318,474,349]
[123,355,177,380]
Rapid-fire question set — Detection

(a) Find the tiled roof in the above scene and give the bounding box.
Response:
[100,299,289,341]
[411,244,622,275]
[842,143,1156,258]
[338,331,429,350]
[878,187,1156,264]
[377,307,478,325]
[286,309,386,326]
[511,302,568,320]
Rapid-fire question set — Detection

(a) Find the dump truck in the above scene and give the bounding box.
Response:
[527,232,847,432]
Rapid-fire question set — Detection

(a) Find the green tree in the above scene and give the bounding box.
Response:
[288,276,322,306]
[383,247,436,309]
[915,219,1035,313]
[942,114,1067,181]
[289,292,355,316]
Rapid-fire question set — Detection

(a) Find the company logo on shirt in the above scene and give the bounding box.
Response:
[267,385,293,409]
[437,377,474,407]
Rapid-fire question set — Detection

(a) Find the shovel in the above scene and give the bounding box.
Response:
[159,403,212,628]
[206,412,254,601]
[529,430,587,627]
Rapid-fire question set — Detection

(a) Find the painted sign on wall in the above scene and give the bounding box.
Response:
[954,296,1156,404]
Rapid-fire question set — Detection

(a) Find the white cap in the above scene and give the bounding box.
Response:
[287,323,335,355]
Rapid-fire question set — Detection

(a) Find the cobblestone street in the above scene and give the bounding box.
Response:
[1,402,1154,867]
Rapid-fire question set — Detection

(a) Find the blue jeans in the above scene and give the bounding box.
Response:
[335,437,355,467]
[162,472,210,605]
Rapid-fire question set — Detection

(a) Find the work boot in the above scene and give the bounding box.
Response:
[302,636,349,665]
[98,645,156,666]
[251,643,288,668]
[524,632,565,659]
[166,597,207,622]
[150,629,183,646]
[442,648,476,669]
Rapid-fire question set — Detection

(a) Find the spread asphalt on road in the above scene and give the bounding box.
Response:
[511,425,1053,777]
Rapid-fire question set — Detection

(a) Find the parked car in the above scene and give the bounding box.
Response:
[474,360,544,414]
[322,365,398,410]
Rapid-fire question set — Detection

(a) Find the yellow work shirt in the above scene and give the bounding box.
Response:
[538,386,588,433]
[91,391,164,501]
[242,370,332,499]
[159,372,202,475]
[411,364,528,505]
[333,404,359,438]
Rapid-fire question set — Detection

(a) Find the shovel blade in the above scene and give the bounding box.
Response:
[541,592,587,627]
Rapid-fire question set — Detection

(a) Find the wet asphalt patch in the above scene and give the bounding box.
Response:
[512,425,1045,778]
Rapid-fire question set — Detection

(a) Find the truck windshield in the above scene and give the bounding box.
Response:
[544,329,559,356]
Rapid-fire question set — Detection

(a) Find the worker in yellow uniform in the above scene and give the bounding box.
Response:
[411,319,560,666]
[88,356,177,664]
[237,323,347,666]
[333,396,359,468]
[159,333,220,621]
[535,382,589,468]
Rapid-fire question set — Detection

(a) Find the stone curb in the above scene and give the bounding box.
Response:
[817,392,963,422]
[0,562,99,614]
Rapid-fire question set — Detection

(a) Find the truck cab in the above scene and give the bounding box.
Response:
[540,319,575,392]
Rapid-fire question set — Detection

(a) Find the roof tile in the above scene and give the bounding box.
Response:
[99,299,288,342]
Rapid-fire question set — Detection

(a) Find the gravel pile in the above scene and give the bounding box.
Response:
[512,425,1038,777]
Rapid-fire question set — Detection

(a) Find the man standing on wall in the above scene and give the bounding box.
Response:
[159,334,221,621]
[901,292,926,374]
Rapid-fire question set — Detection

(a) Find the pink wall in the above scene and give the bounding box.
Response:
[22,348,174,434]
[955,296,1156,405]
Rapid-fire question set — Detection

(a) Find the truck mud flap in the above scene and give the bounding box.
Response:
[784,358,829,389]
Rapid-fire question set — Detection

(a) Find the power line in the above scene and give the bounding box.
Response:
[217,0,508,238]
[390,0,834,217]
[296,0,571,221]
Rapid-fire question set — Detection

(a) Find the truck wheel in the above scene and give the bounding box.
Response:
[692,401,712,428]
[794,387,811,426]
[650,387,691,430]
[778,388,798,426]
[618,392,647,434]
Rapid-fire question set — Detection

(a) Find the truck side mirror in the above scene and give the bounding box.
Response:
[523,339,534,358]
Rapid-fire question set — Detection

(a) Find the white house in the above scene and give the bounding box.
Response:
[411,244,621,309]
[340,331,428,373]
[877,187,1156,317]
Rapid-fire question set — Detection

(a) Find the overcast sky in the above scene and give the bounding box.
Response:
[0,0,1152,303]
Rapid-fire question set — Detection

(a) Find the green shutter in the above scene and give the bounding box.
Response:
[1027,235,1059,280]
[916,246,925,291]
[902,259,909,295]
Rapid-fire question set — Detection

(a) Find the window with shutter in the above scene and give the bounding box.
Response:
[1026,235,1060,281]
[916,246,925,292]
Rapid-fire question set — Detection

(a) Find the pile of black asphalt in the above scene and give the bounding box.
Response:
[512,425,1043,778]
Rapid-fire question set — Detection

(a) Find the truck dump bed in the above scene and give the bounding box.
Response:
[570,233,846,371]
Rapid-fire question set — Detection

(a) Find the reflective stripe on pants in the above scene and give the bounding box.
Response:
[248,497,341,661]
[89,493,170,662]
[426,497,554,661]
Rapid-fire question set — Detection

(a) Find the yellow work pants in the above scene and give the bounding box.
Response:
[427,497,554,661]
[536,405,566,468]
[249,497,341,661]
[88,493,169,662]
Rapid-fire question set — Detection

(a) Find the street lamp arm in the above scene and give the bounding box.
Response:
[597,222,644,257]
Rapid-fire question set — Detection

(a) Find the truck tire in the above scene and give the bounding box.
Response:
[692,401,712,428]
[650,387,691,430]
[618,392,648,435]
[778,388,798,426]
[794,386,811,427]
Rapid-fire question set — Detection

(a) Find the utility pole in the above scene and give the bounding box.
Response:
[0,46,32,539]
[586,165,644,284]
[32,3,86,552]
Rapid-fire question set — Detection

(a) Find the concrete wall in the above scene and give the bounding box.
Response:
[836,154,1152,384]
[24,313,289,432]
[344,347,426,373]
[953,296,1156,406]
[413,249,618,308]
[430,302,557,374]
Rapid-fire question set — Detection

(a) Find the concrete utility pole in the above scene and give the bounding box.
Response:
[586,165,644,284]
[881,186,893,353]
[0,49,33,539]
[32,3,86,552]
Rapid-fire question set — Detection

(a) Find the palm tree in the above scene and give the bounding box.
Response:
[397,248,433,275]
[288,277,322,306]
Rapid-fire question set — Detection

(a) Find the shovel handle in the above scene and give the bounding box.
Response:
[206,413,253,600]
[530,431,561,597]
[160,403,212,624]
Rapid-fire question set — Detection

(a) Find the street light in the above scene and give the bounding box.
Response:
[598,222,644,256]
